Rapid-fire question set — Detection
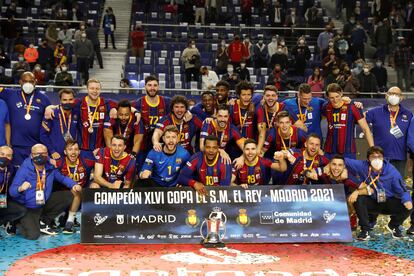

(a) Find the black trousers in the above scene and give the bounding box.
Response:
[90,44,103,68]
[0,199,26,225]
[105,34,115,48]
[77,57,90,84]
[354,195,410,231]
[17,191,72,240]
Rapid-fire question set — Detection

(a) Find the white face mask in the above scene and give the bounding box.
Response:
[227,68,233,73]
[61,66,68,72]
[191,44,196,49]
[387,94,400,106]
[370,158,383,171]
[240,63,246,69]
[363,68,369,74]
[22,82,35,94]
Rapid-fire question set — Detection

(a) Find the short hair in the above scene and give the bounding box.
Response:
[64,138,79,150]
[58,88,75,99]
[117,99,132,110]
[164,125,179,135]
[87,78,101,88]
[216,80,230,91]
[201,90,215,98]
[145,75,159,84]
[217,104,229,113]
[306,133,321,143]
[111,134,126,145]
[120,78,130,85]
[366,146,384,159]
[244,138,257,148]
[298,83,311,94]
[264,85,278,94]
[204,135,219,146]
[326,83,343,97]
[235,80,254,96]
[276,110,290,121]
[170,95,188,111]
[331,154,345,162]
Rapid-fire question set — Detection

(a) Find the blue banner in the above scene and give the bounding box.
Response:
[81,185,353,244]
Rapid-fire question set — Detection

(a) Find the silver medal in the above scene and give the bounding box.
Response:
[24,114,31,120]
[88,127,94,134]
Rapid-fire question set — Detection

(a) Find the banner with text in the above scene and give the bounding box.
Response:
[81,185,352,244]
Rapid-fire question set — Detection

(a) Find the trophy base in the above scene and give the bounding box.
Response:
[202,240,225,248]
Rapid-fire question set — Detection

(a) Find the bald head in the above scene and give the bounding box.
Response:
[31,144,48,156]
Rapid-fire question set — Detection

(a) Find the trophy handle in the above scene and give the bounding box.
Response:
[200,219,207,239]
[219,223,226,240]
[222,213,227,224]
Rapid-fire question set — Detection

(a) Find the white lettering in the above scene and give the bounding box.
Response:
[130,270,168,276]
[78,270,121,276]
[34,267,72,276]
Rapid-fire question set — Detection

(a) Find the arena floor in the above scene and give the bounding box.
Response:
[1,216,414,275]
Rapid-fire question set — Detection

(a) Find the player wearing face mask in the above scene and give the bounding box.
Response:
[345,146,412,240]
[365,87,412,175]
[0,72,51,166]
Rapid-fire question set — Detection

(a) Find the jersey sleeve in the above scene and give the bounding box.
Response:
[141,150,156,173]
[178,153,199,187]
[124,158,136,182]
[220,163,232,186]
[262,158,274,168]
[351,104,364,121]
[200,121,211,139]
[134,118,145,135]
[230,124,243,141]
[40,117,58,155]
[298,128,307,148]
[263,128,276,151]
[96,148,106,164]
[256,106,266,124]
[155,116,168,131]
[193,116,203,130]
[106,118,115,130]
[80,150,98,170]
[164,97,172,114]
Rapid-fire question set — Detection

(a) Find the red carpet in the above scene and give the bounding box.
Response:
[7,243,414,275]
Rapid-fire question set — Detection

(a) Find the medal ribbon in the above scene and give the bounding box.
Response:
[59,107,72,136]
[278,127,293,150]
[87,97,101,130]
[21,92,34,118]
[35,168,46,191]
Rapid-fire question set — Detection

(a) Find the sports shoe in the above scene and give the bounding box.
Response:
[73,218,80,227]
[4,222,16,235]
[40,221,58,236]
[386,223,404,239]
[356,230,371,241]
[406,225,414,235]
[62,221,75,234]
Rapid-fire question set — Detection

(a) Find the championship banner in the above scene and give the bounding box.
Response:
[81,185,353,244]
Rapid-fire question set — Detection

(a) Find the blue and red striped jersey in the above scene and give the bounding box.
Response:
[56,151,96,187]
[229,100,256,139]
[274,151,329,185]
[132,95,171,151]
[178,152,232,187]
[156,113,202,153]
[263,125,307,152]
[256,102,286,130]
[200,120,243,149]
[232,157,273,185]
[74,96,111,151]
[96,147,136,183]
[322,102,363,154]
[106,115,144,153]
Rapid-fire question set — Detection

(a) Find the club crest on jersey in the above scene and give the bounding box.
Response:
[176,158,182,164]
[36,98,41,103]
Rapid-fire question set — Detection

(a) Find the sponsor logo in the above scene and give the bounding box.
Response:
[236,208,250,227]
[259,211,274,224]
[93,213,108,226]
[116,214,124,225]
[323,211,336,223]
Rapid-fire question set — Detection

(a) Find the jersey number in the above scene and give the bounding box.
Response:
[205,176,214,186]
[247,175,256,184]
[149,116,159,126]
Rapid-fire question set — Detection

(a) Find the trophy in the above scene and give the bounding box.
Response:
[200,207,226,248]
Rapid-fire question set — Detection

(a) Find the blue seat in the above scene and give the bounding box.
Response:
[125,64,139,73]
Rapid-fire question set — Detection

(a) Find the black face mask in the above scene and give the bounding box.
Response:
[61,103,73,110]
[33,155,48,166]
[0,157,10,168]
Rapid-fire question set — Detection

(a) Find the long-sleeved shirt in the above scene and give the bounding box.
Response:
[10,158,76,209]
